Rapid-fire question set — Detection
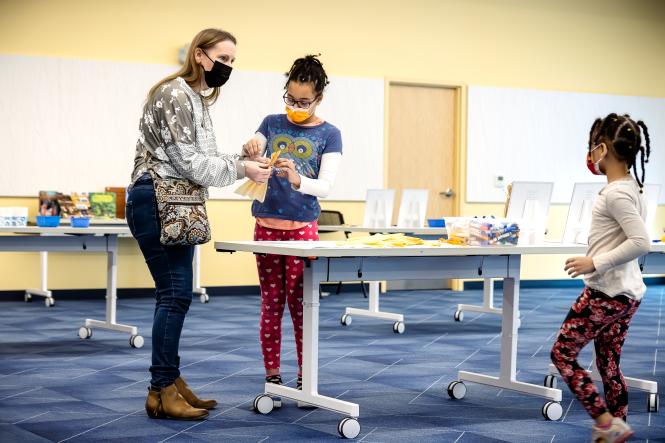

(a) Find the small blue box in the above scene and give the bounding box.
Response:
[71,217,91,228]
[36,215,61,227]
[427,219,445,228]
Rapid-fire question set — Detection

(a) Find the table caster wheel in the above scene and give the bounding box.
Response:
[447,381,466,400]
[78,326,92,339]
[24,292,32,302]
[340,314,352,326]
[454,310,463,322]
[199,293,209,304]
[253,394,274,415]
[392,321,405,334]
[338,417,361,439]
[543,374,557,389]
[130,335,144,349]
[542,401,563,421]
[45,297,55,307]
[647,393,659,412]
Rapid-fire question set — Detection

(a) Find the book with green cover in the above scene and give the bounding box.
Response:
[89,192,116,218]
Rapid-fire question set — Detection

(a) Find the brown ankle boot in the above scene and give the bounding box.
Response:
[159,383,208,420]
[175,376,218,409]
[145,387,166,419]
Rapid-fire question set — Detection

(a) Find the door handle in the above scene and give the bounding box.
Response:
[439,188,455,198]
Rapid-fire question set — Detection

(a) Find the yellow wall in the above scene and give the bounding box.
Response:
[1,0,663,290]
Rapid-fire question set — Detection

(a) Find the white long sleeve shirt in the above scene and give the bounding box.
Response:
[246,133,341,198]
[296,152,341,198]
[584,176,650,300]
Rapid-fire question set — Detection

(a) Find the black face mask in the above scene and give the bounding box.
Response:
[202,50,232,87]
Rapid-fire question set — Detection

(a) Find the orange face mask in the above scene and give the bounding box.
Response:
[285,105,311,123]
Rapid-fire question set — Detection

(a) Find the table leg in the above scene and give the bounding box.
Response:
[80,235,143,348]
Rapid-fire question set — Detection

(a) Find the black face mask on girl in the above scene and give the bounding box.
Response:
[202,50,232,88]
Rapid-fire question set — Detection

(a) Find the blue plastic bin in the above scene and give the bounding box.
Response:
[36,215,61,227]
[427,219,445,228]
[71,217,91,228]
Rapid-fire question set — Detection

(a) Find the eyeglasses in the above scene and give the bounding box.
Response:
[283,93,319,109]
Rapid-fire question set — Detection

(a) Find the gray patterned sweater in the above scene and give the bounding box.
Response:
[130,77,244,192]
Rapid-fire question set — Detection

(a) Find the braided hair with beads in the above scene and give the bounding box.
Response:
[284,54,329,94]
[588,113,652,193]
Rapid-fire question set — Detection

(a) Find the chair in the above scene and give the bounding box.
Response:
[318,210,350,238]
[318,210,367,297]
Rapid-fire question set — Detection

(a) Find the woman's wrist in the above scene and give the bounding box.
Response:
[235,160,246,179]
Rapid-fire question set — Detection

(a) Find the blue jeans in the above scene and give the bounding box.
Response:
[126,174,194,388]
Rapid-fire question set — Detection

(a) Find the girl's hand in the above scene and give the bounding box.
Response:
[242,138,263,159]
[564,256,596,278]
[244,160,272,184]
[274,158,301,188]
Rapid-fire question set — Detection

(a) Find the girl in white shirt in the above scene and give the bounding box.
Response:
[551,113,652,443]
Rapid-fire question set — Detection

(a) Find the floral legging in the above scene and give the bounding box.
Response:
[254,221,319,373]
[550,287,640,420]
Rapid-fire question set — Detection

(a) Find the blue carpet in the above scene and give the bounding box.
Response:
[0,285,664,442]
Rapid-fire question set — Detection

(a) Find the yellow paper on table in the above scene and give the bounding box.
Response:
[336,233,442,248]
[234,151,281,203]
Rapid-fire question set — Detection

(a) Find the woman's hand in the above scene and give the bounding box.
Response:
[244,160,272,184]
[564,256,596,278]
[242,138,263,159]
[274,158,301,188]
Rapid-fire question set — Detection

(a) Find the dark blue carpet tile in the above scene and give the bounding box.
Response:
[0,285,663,442]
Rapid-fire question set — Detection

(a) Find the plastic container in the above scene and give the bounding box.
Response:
[0,207,10,226]
[36,215,61,227]
[469,218,520,246]
[70,216,91,228]
[427,218,445,228]
[12,207,28,226]
[0,207,28,226]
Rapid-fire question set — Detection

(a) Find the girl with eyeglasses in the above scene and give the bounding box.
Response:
[241,55,342,406]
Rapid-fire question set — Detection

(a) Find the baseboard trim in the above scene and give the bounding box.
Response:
[462,277,665,291]
[2,279,662,301]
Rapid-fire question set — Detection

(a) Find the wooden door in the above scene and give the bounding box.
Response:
[387,83,457,224]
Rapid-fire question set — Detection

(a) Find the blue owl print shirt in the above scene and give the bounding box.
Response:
[251,114,343,222]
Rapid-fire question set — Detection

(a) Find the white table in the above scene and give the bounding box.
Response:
[318,225,504,330]
[318,225,450,332]
[0,226,144,348]
[219,241,654,437]
[21,223,210,306]
[317,231,664,419]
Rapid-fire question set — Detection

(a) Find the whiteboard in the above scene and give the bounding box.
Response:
[0,55,384,200]
[467,86,665,203]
